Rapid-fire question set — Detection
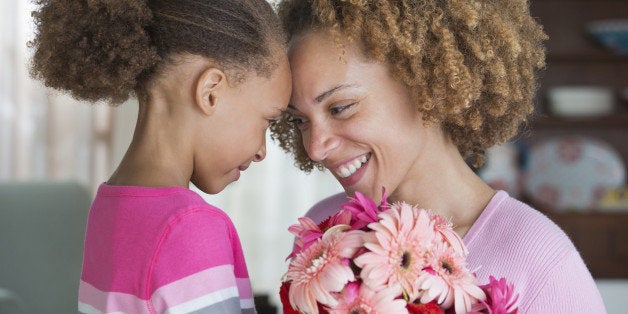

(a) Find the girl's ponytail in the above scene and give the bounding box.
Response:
[30,0,160,104]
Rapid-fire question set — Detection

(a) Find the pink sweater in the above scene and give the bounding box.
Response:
[305,191,606,313]
[78,184,255,314]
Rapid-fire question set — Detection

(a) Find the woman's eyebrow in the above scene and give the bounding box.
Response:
[315,84,356,103]
[287,84,358,112]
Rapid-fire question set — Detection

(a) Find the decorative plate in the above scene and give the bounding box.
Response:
[524,136,626,212]
[478,142,522,198]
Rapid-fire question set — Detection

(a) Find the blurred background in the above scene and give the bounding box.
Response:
[0,0,627,313]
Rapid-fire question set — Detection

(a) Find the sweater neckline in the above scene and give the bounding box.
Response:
[97,182,194,197]
[463,190,509,246]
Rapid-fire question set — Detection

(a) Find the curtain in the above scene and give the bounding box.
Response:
[0,0,114,193]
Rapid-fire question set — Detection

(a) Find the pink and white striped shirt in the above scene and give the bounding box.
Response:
[79,184,255,314]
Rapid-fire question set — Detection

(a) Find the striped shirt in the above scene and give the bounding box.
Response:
[79,184,255,314]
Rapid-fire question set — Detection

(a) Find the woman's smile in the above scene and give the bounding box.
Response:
[332,153,370,178]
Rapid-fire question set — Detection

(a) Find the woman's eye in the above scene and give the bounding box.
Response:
[330,103,355,115]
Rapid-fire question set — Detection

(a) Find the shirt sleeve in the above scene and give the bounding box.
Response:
[524,249,607,314]
[147,208,247,314]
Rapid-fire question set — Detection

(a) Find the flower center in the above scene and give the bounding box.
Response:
[351,304,372,313]
[400,251,411,269]
[306,252,328,274]
[441,260,453,274]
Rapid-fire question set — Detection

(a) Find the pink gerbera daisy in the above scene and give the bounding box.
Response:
[416,243,485,314]
[341,191,380,230]
[354,202,436,299]
[286,226,364,314]
[287,210,352,260]
[477,276,519,314]
[428,212,468,257]
[327,281,407,314]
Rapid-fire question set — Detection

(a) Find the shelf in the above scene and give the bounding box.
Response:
[530,114,628,128]
[547,52,628,63]
[526,0,628,279]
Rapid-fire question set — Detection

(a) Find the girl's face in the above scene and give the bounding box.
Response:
[287,31,443,201]
[193,55,291,194]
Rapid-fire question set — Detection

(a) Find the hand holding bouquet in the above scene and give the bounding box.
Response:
[280,189,518,314]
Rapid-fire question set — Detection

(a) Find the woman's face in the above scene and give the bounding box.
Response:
[287,31,442,200]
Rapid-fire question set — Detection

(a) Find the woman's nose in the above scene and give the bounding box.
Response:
[305,122,339,162]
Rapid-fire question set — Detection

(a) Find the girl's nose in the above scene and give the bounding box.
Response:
[253,137,267,162]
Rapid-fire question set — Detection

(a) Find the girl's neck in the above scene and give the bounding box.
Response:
[107,96,194,188]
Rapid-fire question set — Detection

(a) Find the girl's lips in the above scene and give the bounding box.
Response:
[238,162,251,171]
[336,155,370,187]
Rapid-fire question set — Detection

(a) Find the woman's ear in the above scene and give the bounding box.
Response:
[195,68,226,116]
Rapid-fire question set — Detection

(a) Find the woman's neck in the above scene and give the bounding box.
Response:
[389,138,495,237]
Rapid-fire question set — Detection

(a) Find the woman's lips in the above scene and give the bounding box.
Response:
[334,154,369,178]
[334,153,371,187]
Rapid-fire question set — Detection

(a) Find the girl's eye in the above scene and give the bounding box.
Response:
[288,115,310,131]
[288,115,307,126]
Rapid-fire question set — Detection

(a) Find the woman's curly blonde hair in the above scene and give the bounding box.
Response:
[270,0,547,171]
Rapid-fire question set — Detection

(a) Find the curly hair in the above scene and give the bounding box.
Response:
[270,0,547,171]
[29,0,285,104]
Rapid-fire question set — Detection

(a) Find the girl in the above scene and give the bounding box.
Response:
[30,0,290,313]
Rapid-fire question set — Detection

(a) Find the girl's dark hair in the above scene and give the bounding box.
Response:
[271,0,547,171]
[29,0,285,104]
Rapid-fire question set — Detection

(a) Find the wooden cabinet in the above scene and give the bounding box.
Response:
[544,212,628,278]
[525,0,628,278]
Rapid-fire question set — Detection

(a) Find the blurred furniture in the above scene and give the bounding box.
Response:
[0,181,90,313]
[545,212,628,277]
[526,0,628,278]
[254,294,278,314]
[0,288,22,314]
[529,0,628,168]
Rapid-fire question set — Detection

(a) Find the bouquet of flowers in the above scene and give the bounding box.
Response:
[280,189,519,314]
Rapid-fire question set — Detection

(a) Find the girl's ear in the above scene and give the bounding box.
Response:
[195,68,227,116]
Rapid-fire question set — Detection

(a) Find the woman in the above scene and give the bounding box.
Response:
[271,0,606,312]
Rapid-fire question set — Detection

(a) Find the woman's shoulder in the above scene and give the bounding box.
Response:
[304,192,348,224]
[466,191,581,280]
[470,191,576,252]
[469,192,604,312]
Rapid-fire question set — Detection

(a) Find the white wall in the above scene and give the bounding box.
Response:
[597,280,628,314]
